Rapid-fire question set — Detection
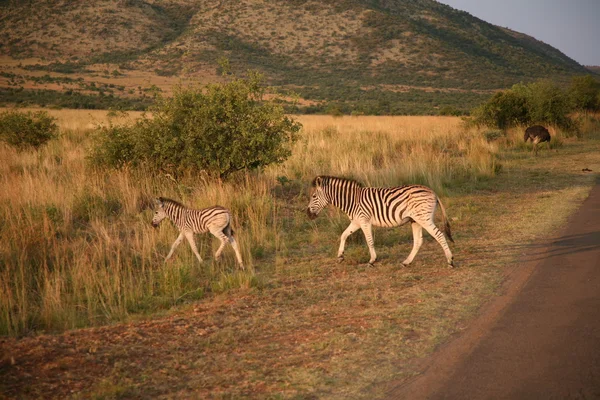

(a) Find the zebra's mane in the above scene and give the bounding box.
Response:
[158,197,186,208]
[312,175,364,188]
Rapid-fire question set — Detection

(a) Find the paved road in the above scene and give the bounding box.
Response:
[389,181,600,399]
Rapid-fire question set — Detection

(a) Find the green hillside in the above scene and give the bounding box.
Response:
[0,0,594,114]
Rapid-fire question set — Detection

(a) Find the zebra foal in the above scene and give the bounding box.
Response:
[151,197,244,268]
[306,176,454,267]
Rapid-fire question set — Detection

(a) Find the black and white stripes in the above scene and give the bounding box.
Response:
[307,176,454,267]
[152,197,244,268]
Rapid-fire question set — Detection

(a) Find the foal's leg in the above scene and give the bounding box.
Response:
[210,228,229,260]
[228,235,245,269]
[165,232,185,262]
[184,231,203,264]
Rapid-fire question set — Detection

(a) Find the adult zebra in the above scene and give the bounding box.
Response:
[151,197,244,268]
[306,176,454,267]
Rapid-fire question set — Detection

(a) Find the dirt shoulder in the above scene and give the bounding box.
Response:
[387,179,600,399]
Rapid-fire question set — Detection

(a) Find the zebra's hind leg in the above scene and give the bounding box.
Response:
[419,219,454,267]
[359,222,377,266]
[184,231,203,264]
[337,221,360,262]
[402,222,423,267]
[211,227,245,269]
[210,229,229,261]
[228,236,245,270]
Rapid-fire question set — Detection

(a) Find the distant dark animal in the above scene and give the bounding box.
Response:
[524,125,551,155]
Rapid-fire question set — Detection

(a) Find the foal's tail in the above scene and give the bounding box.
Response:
[437,197,454,243]
[223,219,235,237]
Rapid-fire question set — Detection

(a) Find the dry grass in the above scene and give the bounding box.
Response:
[0,111,498,335]
[1,111,600,399]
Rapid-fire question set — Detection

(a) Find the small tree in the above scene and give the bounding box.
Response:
[516,80,572,128]
[471,90,529,129]
[568,75,600,113]
[471,80,573,130]
[0,110,58,150]
[90,71,302,179]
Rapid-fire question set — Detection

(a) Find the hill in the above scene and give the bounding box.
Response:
[587,66,600,74]
[0,0,594,114]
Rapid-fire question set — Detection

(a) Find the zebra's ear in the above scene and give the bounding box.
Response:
[312,176,322,187]
[155,197,163,207]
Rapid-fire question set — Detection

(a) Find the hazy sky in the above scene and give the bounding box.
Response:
[437,0,600,66]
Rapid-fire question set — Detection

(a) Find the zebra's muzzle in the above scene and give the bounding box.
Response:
[151,222,159,228]
[307,208,318,220]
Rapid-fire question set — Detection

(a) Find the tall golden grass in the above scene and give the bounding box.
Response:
[0,111,499,335]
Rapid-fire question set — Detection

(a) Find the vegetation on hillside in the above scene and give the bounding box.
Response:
[1,0,597,113]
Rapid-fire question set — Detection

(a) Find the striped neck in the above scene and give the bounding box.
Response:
[321,177,362,214]
[162,199,187,228]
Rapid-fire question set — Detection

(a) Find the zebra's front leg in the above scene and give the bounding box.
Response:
[337,221,360,263]
[359,222,377,266]
[184,231,203,264]
[165,232,185,262]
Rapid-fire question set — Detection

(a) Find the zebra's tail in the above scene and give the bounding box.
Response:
[437,197,454,243]
[224,220,234,237]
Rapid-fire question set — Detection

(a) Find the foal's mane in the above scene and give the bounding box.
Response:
[158,197,186,208]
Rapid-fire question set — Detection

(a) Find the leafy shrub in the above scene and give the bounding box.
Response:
[89,123,137,169]
[568,75,600,112]
[513,81,573,130]
[90,71,302,179]
[0,110,58,150]
[438,106,464,116]
[471,90,528,129]
[470,79,574,131]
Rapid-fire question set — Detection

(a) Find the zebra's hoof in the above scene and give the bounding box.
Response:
[367,262,376,268]
[337,256,344,263]
[448,261,455,268]
[401,262,410,268]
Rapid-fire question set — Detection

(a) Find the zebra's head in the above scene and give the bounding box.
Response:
[307,176,329,220]
[151,197,168,228]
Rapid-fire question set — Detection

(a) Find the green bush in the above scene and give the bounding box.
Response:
[0,110,58,150]
[438,105,466,116]
[89,123,137,169]
[513,81,573,129]
[471,90,529,129]
[90,71,302,179]
[568,75,600,112]
[471,79,573,130]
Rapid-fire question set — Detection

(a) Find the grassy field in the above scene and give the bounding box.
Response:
[1,111,599,398]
